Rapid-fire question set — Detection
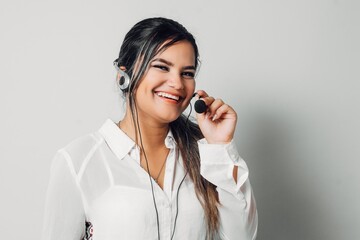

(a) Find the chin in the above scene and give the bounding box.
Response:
[157,111,183,124]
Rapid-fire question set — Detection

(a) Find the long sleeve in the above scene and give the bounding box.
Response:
[198,139,258,240]
[41,150,86,240]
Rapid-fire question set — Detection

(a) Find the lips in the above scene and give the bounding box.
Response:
[155,91,182,102]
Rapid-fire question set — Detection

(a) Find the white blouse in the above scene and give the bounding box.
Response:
[41,119,258,240]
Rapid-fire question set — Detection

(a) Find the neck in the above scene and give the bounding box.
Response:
[119,109,169,151]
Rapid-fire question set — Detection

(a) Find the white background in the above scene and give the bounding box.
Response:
[1,0,359,239]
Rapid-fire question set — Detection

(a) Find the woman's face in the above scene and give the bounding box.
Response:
[133,40,196,124]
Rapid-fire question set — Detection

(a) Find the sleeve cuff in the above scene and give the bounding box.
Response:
[198,139,242,165]
[198,138,249,197]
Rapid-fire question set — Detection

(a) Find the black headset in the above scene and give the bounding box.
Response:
[114,61,207,114]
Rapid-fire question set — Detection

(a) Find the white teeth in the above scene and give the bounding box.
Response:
[156,92,180,101]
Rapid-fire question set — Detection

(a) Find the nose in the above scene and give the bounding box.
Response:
[168,73,184,90]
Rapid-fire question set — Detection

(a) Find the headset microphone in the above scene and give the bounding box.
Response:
[194,100,207,114]
[192,93,208,114]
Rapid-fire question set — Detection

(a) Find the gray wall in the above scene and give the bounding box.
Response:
[1,0,359,239]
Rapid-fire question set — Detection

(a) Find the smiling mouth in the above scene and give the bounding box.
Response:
[156,92,183,102]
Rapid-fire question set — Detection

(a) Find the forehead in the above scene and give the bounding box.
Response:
[154,40,196,66]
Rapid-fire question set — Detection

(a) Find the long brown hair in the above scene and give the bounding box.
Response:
[170,115,220,239]
[115,17,220,239]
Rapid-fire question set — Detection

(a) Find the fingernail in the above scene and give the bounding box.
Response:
[212,114,217,121]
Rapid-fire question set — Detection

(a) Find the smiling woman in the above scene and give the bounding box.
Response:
[133,41,196,123]
[41,17,258,240]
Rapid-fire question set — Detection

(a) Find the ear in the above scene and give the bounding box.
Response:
[116,66,127,79]
[116,65,126,72]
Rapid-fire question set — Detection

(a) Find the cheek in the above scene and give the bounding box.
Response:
[183,81,196,106]
[186,80,196,93]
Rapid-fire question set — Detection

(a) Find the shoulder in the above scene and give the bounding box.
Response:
[54,131,104,174]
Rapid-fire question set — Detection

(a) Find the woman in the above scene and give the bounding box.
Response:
[42,17,258,240]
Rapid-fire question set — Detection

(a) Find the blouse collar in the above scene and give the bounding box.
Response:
[98,119,176,161]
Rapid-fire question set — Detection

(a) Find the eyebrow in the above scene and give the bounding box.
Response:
[152,58,196,71]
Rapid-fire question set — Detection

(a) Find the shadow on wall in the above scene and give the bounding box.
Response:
[244,110,330,240]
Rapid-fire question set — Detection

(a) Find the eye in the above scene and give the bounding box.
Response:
[182,71,195,79]
[153,65,169,71]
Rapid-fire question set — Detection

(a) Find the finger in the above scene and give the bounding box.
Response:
[207,98,224,119]
[195,90,209,99]
[212,104,236,121]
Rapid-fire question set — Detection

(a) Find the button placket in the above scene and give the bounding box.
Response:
[163,147,175,200]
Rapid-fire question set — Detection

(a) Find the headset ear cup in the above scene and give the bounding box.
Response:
[117,70,130,92]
